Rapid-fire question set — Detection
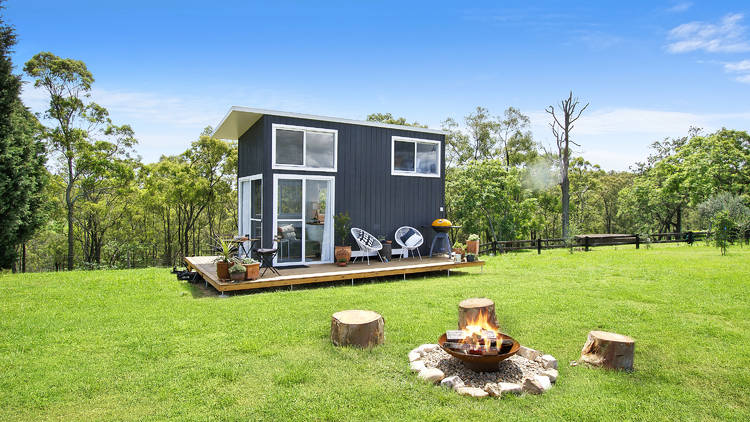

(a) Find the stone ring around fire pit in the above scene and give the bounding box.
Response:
[409,343,559,398]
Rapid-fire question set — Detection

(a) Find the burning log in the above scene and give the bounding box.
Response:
[458,298,499,331]
[446,330,465,342]
[330,310,385,348]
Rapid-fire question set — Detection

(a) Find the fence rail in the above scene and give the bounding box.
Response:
[477,231,711,255]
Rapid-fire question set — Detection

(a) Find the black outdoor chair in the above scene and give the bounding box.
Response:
[256,237,281,278]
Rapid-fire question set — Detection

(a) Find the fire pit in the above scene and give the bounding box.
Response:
[408,298,560,398]
[438,297,519,371]
[438,332,520,372]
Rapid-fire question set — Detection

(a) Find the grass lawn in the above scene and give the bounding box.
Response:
[1,244,749,421]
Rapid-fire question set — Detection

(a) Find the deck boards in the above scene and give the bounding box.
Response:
[184,256,484,292]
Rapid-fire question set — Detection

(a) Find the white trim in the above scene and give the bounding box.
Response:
[271,123,338,172]
[391,136,441,178]
[272,173,336,266]
[214,106,448,140]
[237,174,262,240]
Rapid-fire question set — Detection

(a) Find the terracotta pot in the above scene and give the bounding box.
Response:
[334,246,351,265]
[452,248,465,256]
[466,240,480,255]
[230,271,245,281]
[216,261,230,280]
[244,263,260,280]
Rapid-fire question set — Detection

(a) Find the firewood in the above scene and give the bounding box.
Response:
[446,330,465,342]
[580,330,634,370]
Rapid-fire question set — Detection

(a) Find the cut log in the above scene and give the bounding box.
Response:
[580,330,635,371]
[330,310,384,348]
[458,298,499,330]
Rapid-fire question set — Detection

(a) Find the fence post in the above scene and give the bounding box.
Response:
[493,241,497,255]
[584,236,590,252]
[537,238,541,255]
[635,234,640,249]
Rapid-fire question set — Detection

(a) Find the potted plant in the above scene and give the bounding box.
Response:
[214,236,234,280]
[452,241,465,262]
[334,212,352,266]
[466,234,480,255]
[241,257,260,280]
[466,253,476,263]
[452,241,466,256]
[229,261,247,281]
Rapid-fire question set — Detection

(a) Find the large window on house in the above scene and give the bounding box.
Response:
[391,136,440,177]
[273,124,337,171]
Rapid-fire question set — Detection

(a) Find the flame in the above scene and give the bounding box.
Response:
[459,309,500,352]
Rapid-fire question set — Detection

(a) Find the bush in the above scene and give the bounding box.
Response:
[711,211,735,256]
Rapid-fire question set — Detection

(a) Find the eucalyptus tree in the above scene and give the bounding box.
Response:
[546,92,589,239]
[24,52,136,269]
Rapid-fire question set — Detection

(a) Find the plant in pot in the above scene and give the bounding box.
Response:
[452,241,465,262]
[334,212,352,266]
[214,236,234,280]
[466,253,477,262]
[466,233,480,255]
[228,261,247,281]
[240,257,260,280]
[452,241,466,256]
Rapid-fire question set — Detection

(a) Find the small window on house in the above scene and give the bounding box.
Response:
[273,124,337,171]
[391,137,440,177]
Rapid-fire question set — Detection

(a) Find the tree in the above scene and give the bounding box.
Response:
[446,160,536,242]
[442,106,501,166]
[546,92,589,239]
[496,107,535,169]
[366,112,426,127]
[24,52,136,270]
[0,6,47,270]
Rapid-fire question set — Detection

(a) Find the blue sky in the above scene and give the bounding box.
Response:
[8,0,750,170]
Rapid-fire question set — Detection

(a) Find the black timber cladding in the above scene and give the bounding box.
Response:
[238,114,446,252]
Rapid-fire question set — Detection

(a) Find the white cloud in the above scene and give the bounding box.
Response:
[667,2,692,13]
[723,59,750,83]
[667,13,750,53]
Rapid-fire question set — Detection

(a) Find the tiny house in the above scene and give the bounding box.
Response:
[213,107,447,266]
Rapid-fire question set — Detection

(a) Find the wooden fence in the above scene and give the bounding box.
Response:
[478,231,711,255]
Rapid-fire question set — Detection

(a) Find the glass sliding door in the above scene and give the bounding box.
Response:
[274,175,334,266]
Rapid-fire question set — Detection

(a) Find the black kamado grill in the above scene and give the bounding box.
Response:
[427,218,461,257]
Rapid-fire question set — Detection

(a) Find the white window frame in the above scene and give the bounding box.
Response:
[238,174,262,239]
[272,173,336,266]
[272,123,338,172]
[391,136,441,178]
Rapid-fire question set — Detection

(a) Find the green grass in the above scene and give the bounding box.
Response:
[1,244,749,421]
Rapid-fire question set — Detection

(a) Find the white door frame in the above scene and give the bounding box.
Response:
[272,173,336,266]
[238,174,262,242]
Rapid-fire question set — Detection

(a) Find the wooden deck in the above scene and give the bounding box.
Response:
[184,256,484,293]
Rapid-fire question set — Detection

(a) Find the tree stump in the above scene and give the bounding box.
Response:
[580,330,635,370]
[330,310,384,348]
[458,298,500,330]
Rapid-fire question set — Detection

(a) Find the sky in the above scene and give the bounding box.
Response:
[7,0,750,170]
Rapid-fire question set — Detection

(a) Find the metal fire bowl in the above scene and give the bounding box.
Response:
[438,332,521,372]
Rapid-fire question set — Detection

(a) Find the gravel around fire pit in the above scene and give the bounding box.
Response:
[409,344,558,397]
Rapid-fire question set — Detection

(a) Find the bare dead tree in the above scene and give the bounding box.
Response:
[546,91,589,239]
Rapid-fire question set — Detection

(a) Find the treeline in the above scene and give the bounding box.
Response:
[439,110,750,245]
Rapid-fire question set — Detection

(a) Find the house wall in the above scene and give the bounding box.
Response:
[240,115,446,254]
